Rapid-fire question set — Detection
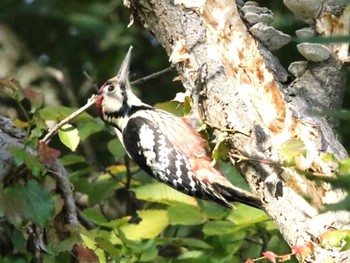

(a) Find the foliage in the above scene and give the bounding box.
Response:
[0,0,350,262]
[0,77,295,262]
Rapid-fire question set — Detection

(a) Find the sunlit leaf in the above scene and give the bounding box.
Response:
[81,234,106,263]
[339,158,350,175]
[134,182,197,206]
[279,139,306,166]
[106,164,127,174]
[178,251,204,260]
[120,210,169,241]
[58,124,80,151]
[94,237,120,261]
[291,243,313,259]
[154,101,184,116]
[13,119,28,128]
[211,131,229,162]
[322,153,337,163]
[168,204,206,225]
[320,229,350,250]
[226,204,268,226]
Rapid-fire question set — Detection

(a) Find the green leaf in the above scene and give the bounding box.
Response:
[320,229,350,250]
[2,256,28,263]
[120,210,169,241]
[107,138,125,160]
[226,204,268,226]
[178,251,204,260]
[197,199,231,220]
[202,220,236,236]
[211,131,229,162]
[38,106,94,122]
[154,101,184,116]
[47,232,80,254]
[181,238,212,249]
[58,124,80,151]
[94,237,120,261]
[279,139,307,166]
[6,227,27,254]
[0,180,55,227]
[7,146,46,177]
[217,162,250,190]
[87,174,120,206]
[59,154,85,166]
[322,153,337,163]
[134,182,197,206]
[82,208,109,225]
[70,173,117,206]
[167,204,206,225]
[339,158,350,175]
[77,119,104,141]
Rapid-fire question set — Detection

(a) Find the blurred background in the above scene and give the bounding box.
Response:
[0,1,349,262]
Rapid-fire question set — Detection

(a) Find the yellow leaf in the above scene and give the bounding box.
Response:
[13,119,28,128]
[106,165,127,174]
[120,210,169,240]
[58,124,80,151]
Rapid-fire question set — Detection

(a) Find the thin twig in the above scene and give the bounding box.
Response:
[130,67,173,85]
[40,95,98,144]
[40,67,172,144]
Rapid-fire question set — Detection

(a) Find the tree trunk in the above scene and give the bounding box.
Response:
[127,0,350,261]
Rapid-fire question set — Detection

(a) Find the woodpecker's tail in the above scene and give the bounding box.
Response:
[212,183,264,210]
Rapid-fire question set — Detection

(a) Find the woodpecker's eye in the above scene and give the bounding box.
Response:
[107,85,115,92]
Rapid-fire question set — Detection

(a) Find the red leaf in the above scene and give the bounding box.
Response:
[74,245,99,263]
[262,251,277,263]
[291,243,313,258]
[24,88,44,110]
[37,142,61,164]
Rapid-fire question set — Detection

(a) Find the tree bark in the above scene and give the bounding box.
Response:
[128,0,350,261]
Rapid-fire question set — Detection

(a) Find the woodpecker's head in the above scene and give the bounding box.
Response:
[96,46,144,128]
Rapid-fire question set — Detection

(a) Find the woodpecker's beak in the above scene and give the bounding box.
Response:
[117,46,133,86]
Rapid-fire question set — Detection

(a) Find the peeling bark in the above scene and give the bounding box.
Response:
[129,0,350,261]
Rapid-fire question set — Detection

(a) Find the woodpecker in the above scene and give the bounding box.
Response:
[96,46,263,210]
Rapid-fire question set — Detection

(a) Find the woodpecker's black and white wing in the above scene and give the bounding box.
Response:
[122,111,200,195]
